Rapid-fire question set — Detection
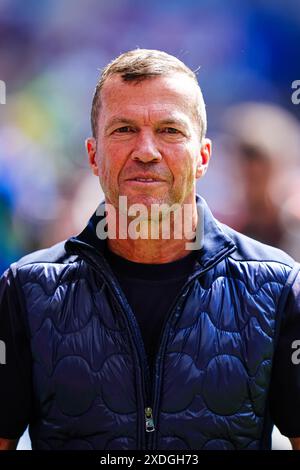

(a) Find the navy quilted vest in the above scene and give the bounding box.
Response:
[13,196,297,450]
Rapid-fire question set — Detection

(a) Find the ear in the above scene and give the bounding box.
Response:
[196,138,212,179]
[85,137,99,176]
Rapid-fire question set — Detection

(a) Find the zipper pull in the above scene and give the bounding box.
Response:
[145,406,155,432]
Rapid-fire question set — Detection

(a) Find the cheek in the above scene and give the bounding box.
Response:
[185,145,199,177]
[97,144,124,183]
[172,148,197,181]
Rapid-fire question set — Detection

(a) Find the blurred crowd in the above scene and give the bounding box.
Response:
[1,0,300,273]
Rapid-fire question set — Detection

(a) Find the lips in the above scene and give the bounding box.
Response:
[126,174,166,183]
[131,178,159,182]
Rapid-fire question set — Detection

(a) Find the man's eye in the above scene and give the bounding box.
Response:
[162,127,181,134]
[114,126,134,133]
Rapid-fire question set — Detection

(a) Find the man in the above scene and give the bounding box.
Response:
[0,49,300,451]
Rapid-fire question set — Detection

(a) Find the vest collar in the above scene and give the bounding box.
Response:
[65,194,236,269]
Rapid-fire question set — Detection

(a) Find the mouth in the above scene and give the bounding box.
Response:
[126,177,165,184]
[131,178,161,182]
[127,178,164,185]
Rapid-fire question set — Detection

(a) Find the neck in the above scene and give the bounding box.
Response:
[105,197,198,264]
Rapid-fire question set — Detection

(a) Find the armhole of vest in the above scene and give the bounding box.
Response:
[9,264,32,342]
[260,262,300,450]
[273,262,300,348]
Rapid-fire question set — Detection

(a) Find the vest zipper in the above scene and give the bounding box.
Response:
[145,406,155,433]
[99,279,153,449]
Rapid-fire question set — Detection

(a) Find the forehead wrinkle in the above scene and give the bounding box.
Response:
[105,108,191,130]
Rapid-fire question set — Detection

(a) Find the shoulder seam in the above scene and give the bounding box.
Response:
[228,255,295,269]
[15,257,79,269]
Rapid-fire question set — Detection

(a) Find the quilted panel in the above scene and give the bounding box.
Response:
[156,258,289,450]
[18,262,139,450]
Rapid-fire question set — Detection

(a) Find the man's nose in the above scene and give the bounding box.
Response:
[131,131,162,163]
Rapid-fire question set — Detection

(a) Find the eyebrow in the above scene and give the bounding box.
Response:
[105,117,189,132]
[156,119,188,128]
[105,118,137,133]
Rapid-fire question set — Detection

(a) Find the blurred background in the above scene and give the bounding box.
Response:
[1,0,300,450]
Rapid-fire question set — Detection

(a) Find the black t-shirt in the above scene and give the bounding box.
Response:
[1,248,300,440]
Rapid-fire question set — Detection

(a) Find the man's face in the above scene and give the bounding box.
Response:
[87,72,211,211]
